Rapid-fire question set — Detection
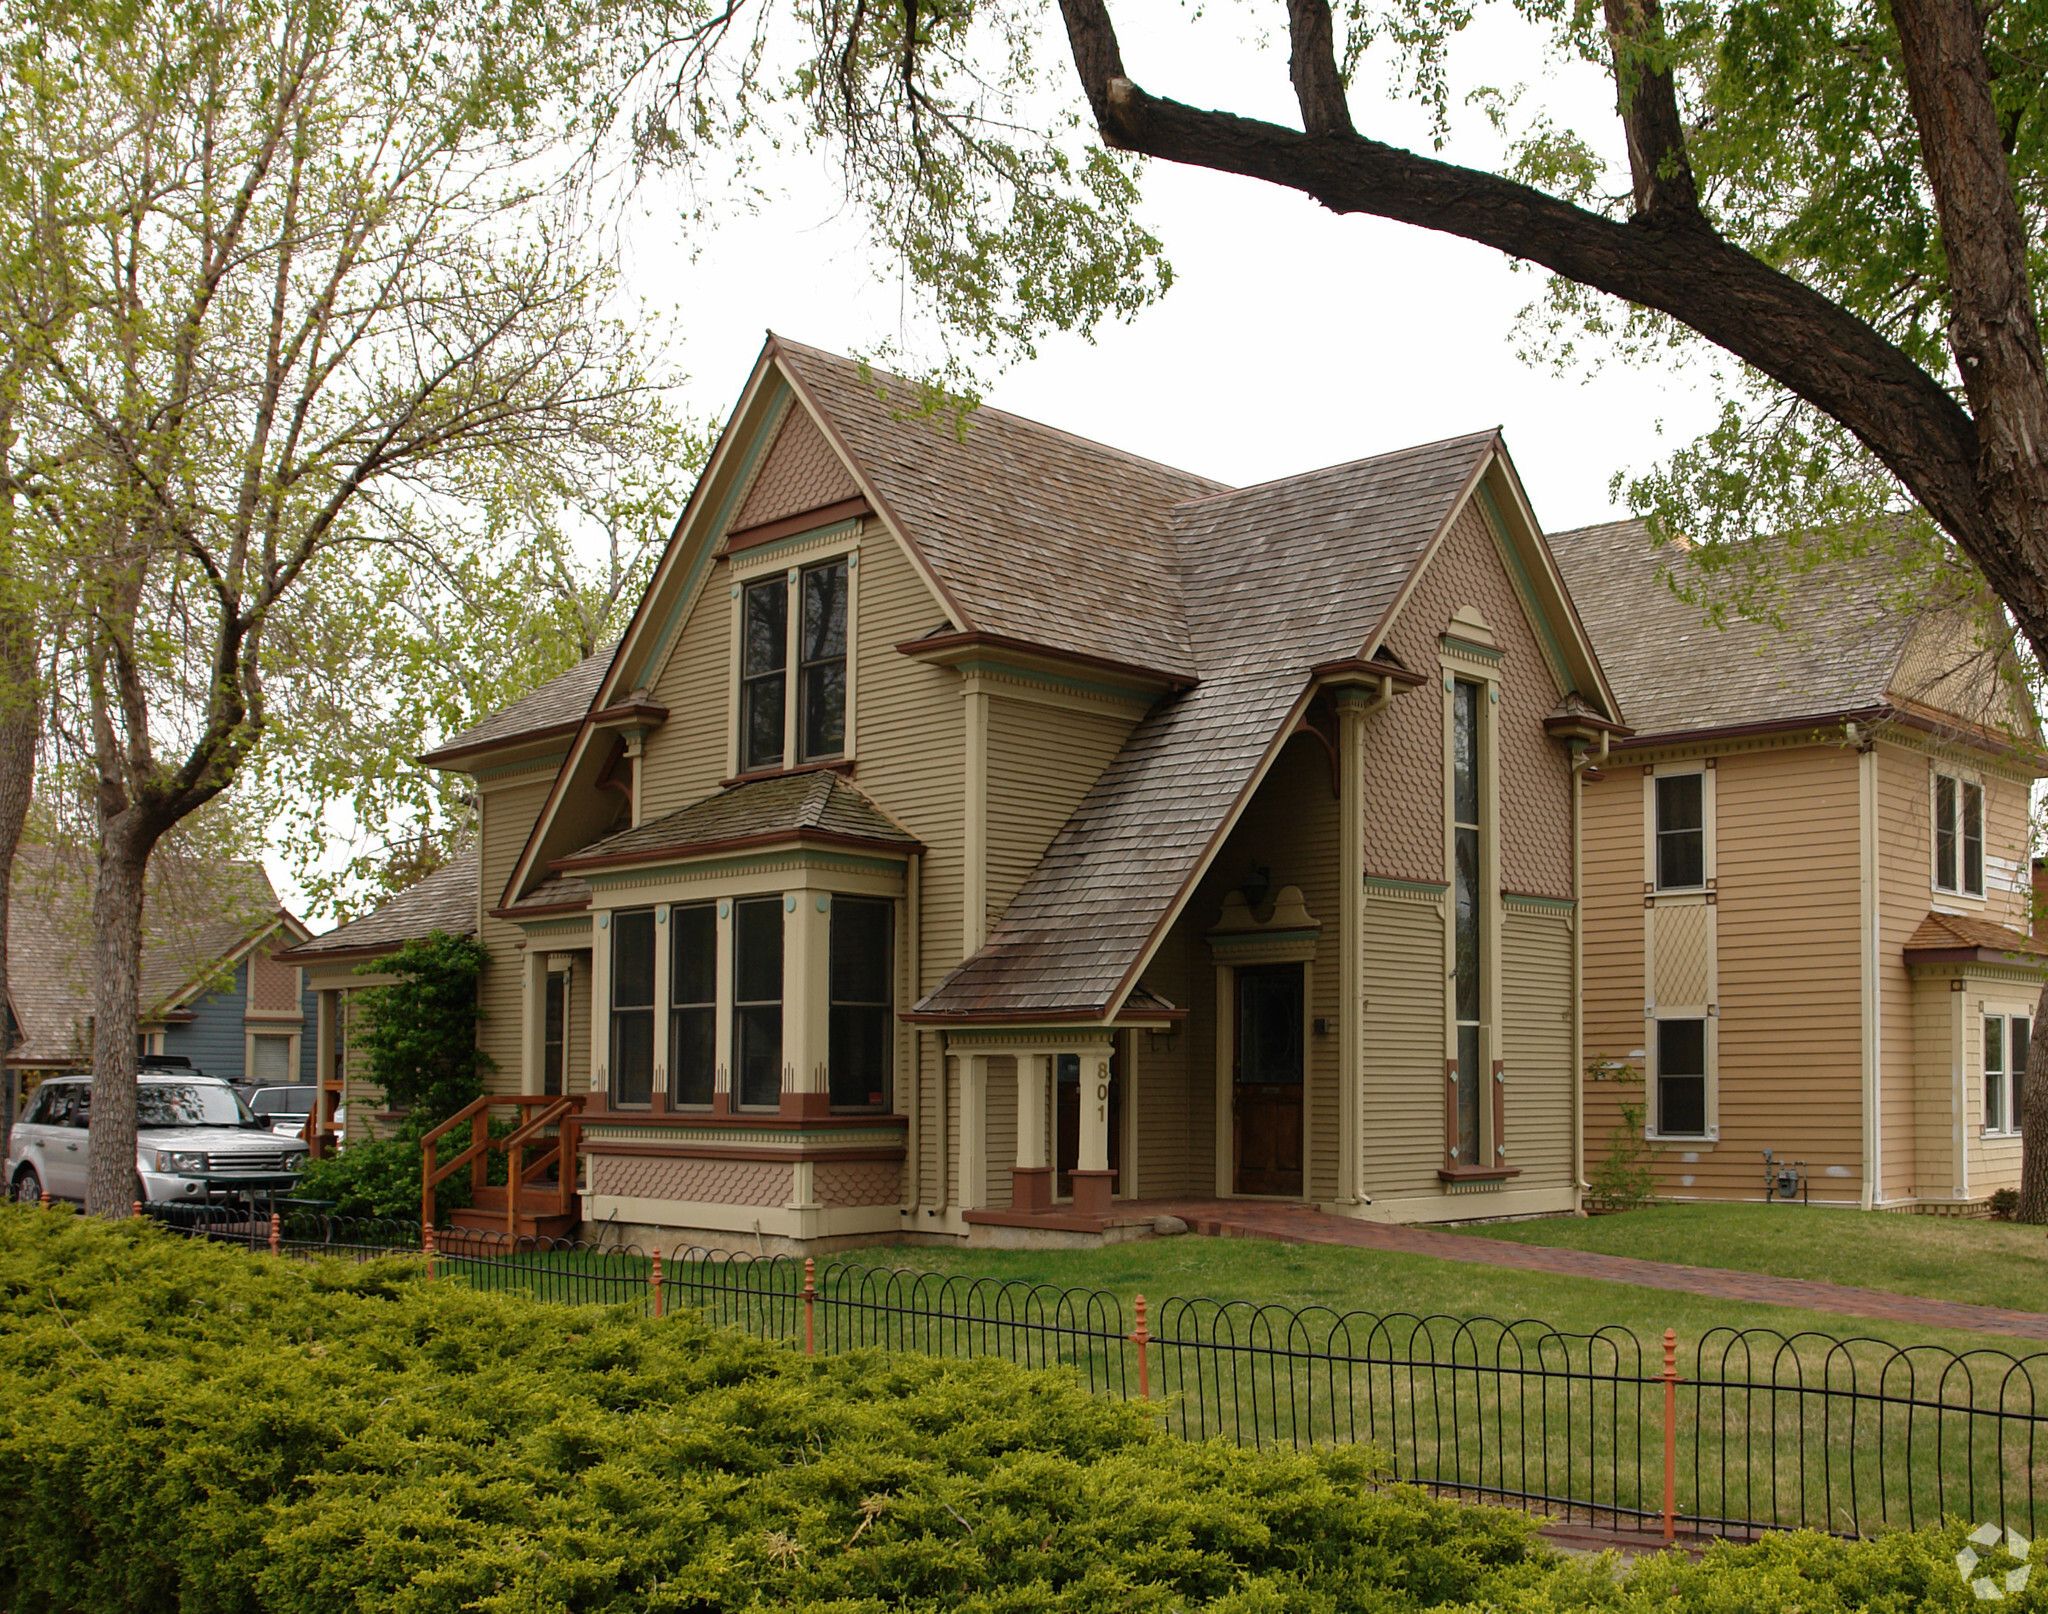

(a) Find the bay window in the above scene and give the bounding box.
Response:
[829,896,892,1109]
[734,896,784,1108]
[610,908,656,1107]
[670,903,716,1107]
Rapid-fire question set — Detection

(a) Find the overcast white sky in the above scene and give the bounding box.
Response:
[614,0,1725,533]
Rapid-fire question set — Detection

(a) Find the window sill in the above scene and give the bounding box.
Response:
[1437,1165,1521,1184]
[1645,1131,1716,1145]
[721,757,855,789]
[1983,1128,2023,1140]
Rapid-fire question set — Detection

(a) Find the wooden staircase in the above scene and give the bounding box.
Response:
[423,1094,584,1244]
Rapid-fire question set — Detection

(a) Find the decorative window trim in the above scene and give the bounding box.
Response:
[243,1028,301,1086]
[726,548,860,778]
[1644,1011,1718,1141]
[1931,767,1986,899]
[1643,759,1715,894]
[1439,648,1508,1180]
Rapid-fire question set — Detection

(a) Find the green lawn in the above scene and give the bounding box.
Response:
[1446,1201,2048,1315]
[829,1229,2048,1357]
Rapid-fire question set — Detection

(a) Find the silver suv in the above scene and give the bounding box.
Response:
[7,1072,309,1205]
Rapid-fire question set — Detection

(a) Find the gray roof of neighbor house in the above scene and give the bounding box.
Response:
[283,845,480,962]
[6,847,295,1066]
[421,644,619,765]
[912,432,1499,1018]
[1547,519,1921,740]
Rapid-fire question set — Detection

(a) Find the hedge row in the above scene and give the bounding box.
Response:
[0,1209,2034,1613]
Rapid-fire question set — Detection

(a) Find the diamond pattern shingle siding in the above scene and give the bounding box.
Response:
[729,402,862,532]
[915,433,1498,1018]
[1548,521,1912,739]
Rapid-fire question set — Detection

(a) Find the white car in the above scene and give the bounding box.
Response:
[245,1084,346,1143]
[7,1072,309,1205]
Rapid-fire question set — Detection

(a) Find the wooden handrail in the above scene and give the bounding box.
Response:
[420,1094,586,1232]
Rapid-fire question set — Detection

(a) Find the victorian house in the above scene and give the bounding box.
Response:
[299,337,1626,1247]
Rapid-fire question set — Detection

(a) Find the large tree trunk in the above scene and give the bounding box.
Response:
[0,652,32,1145]
[2019,987,2048,1222]
[85,817,151,1218]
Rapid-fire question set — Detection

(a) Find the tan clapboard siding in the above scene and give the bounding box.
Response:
[638,554,733,815]
[1910,974,1958,1199]
[983,696,1137,932]
[1501,907,1574,1190]
[566,955,591,1095]
[983,1055,1017,1209]
[477,775,557,1093]
[1359,885,1445,1198]
[1134,924,1209,1196]
[1581,744,1867,1203]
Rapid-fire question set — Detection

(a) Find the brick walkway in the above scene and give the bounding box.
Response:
[1129,1198,2048,1343]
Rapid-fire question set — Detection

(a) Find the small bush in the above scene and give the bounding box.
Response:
[1991,1187,2020,1221]
[351,929,495,1122]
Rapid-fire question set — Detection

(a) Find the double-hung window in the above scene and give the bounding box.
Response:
[733,897,785,1109]
[828,897,893,1110]
[1934,773,1984,896]
[1655,1018,1708,1137]
[1986,1013,2030,1133]
[670,903,717,1107]
[610,909,656,1107]
[738,558,849,773]
[1451,678,1484,1165]
[1655,773,1705,889]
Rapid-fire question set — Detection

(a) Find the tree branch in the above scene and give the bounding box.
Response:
[1602,0,1697,220]
[1285,0,1351,139]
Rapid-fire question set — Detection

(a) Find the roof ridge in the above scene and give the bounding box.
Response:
[768,335,1228,494]
[1168,428,1499,510]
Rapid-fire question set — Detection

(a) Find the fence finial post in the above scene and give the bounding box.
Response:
[1661,1327,1679,1545]
[1132,1293,1151,1401]
[803,1256,816,1358]
[650,1246,664,1319]
[131,1199,143,1221]
[38,1190,49,1207]
[422,1221,437,1281]
[269,1212,281,1257]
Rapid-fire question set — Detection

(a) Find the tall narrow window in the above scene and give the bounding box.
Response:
[1934,773,1985,895]
[2015,1015,2032,1133]
[543,970,566,1097]
[670,904,716,1107]
[828,896,892,1109]
[1655,773,1705,889]
[610,909,656,1107]
[734,897,784,1108]
[741,577,788,771]
[1657,1018,1708,1136]
[799,560,848,761]
[1987,1015,2008,1133]
[1452,678,1483,1165]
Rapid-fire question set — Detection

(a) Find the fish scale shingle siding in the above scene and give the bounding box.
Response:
[730,402,862,533]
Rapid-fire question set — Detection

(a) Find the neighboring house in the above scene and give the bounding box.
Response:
[1553,522,2045,1213]
[329,335,1628,1248]
[282,844,485,1135]
[4,848,316,1101]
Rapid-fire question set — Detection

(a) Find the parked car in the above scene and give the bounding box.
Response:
[245,1084,346,1143]
[6,1071,308,1205]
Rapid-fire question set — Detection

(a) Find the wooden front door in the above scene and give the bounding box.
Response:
[1233,964,1304,1196]
[1055,1041,1122,1198]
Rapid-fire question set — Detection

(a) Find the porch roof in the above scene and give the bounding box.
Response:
[549,769,921,875]
[283,846,480,962]
[1902,910,2048,966]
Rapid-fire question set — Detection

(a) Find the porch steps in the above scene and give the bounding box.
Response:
[448,1184,579,1243]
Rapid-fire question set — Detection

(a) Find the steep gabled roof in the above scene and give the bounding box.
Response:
[913,434,1501,1019]
[774,339,1223,679]
[283,846,480,963]
[1548,520,1921,740]
[421,644,618,767]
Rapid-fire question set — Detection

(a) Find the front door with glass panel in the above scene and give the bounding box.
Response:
[1233,964,1304,1196]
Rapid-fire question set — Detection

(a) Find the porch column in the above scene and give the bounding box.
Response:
[590,910,612,1107]
[1012,1052,1052,1210]
[1333,685,1371,1207]
[521,947,548,1096]
[957,1053,988,1209]
[314,989,339,1136]
[781,890,832,1118]
[1070,1044,1116,1216]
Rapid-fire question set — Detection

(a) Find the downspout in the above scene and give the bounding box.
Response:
[1572,745,1587,1201]
[903,851,921,1217]
[1856,733,1882,1209]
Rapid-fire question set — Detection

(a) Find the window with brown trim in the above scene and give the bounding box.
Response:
[610,909,656,1107]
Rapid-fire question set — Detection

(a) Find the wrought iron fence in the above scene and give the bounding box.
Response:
[118,1203,2048,1542]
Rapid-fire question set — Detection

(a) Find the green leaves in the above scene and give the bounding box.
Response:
[350,929,495,1120]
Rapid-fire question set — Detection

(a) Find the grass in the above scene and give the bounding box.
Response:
[829,1229,2048,1357]
[1444,1201,2048,1315]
